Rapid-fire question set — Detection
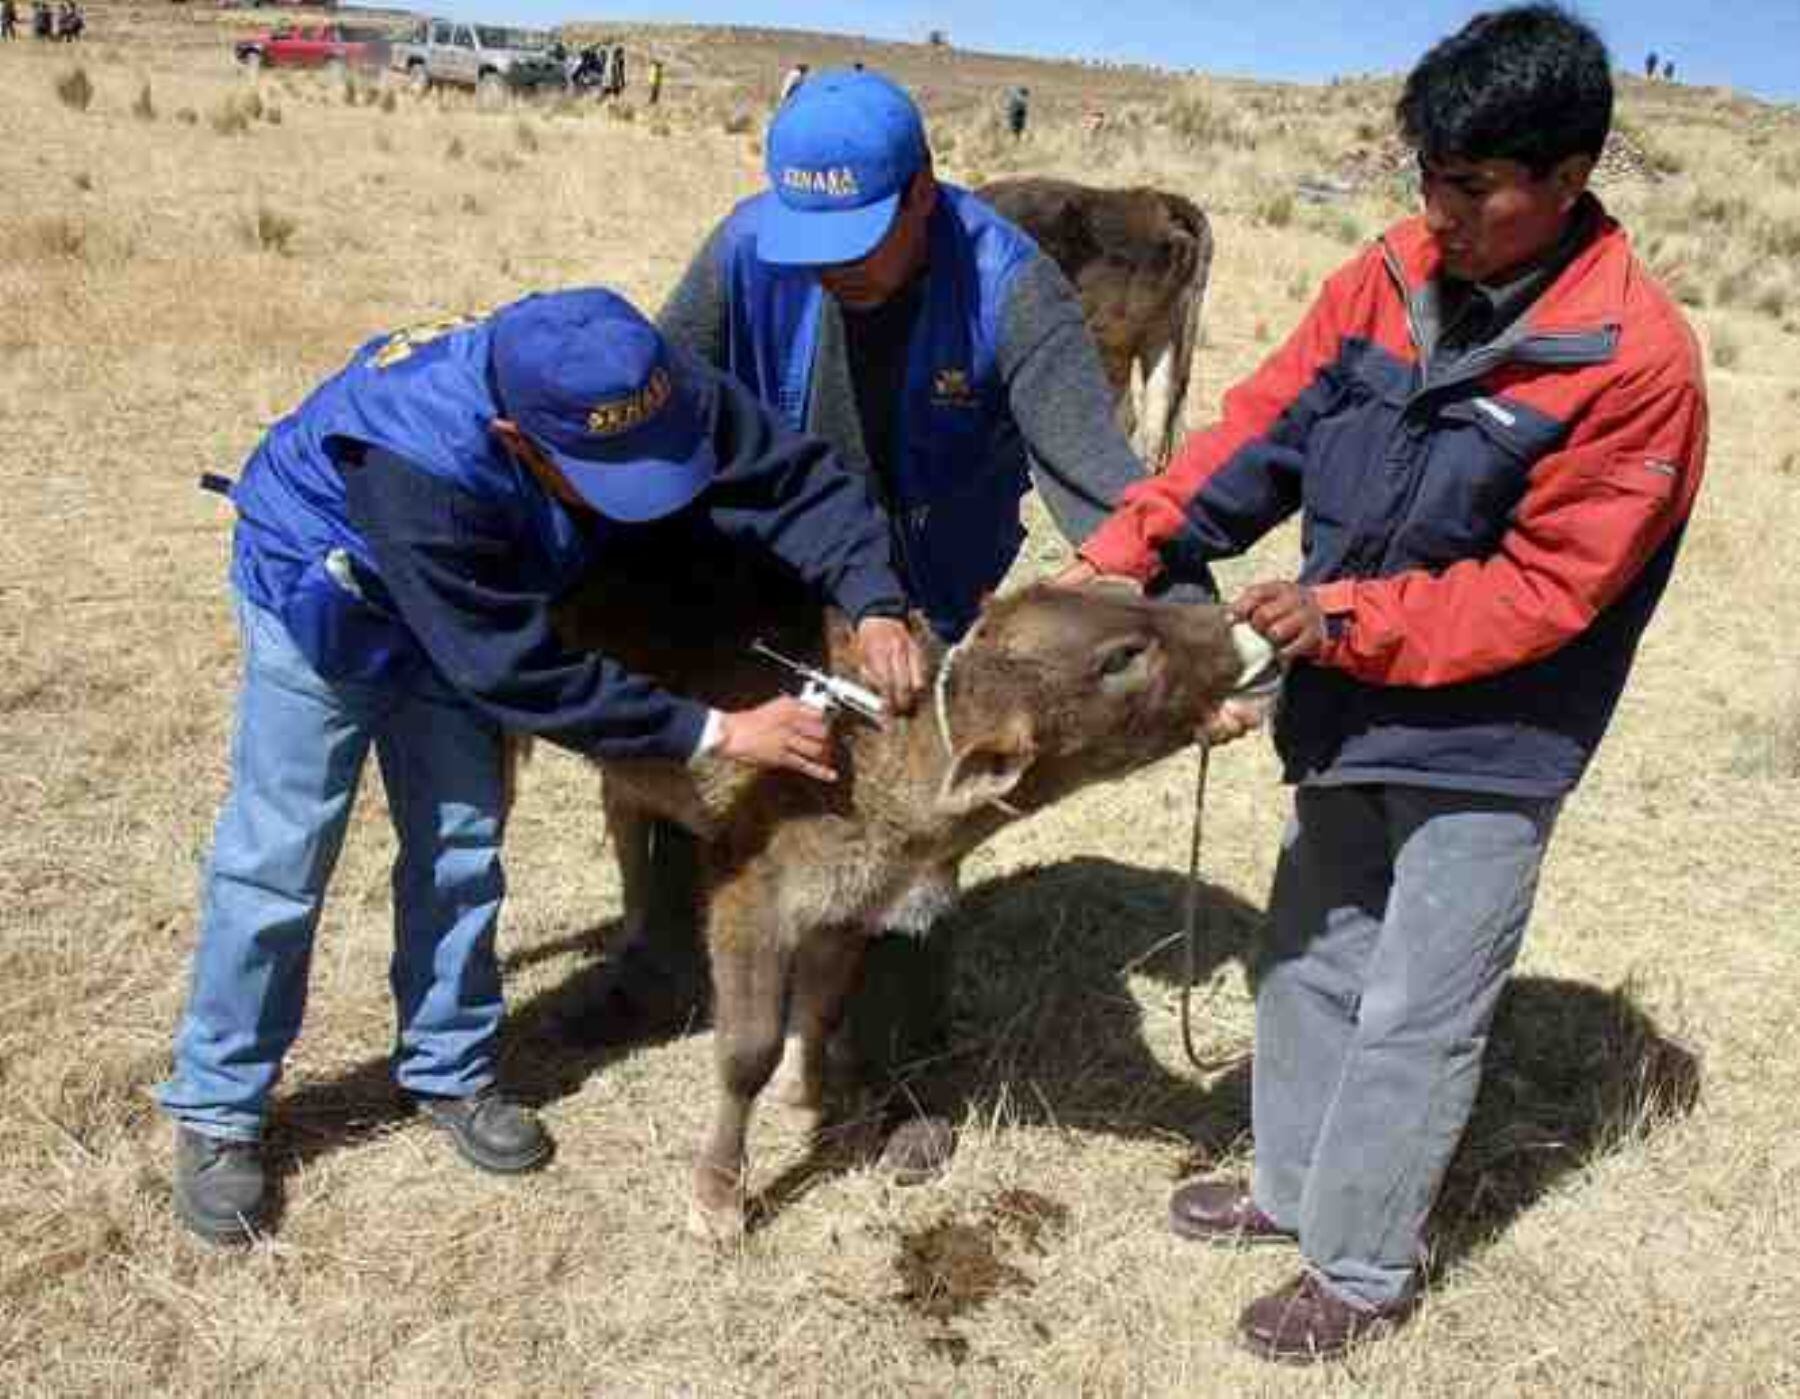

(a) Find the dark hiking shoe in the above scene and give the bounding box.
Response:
[415,1089,552,1174]
[173,1127,269,1245]
[1168,1178,1296,1247]
[1238,1272,1415,1364]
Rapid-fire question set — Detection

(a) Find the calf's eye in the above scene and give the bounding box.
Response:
[1098,641,1148,678]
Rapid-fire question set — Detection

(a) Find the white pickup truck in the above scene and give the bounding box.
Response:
[389,18,568,98]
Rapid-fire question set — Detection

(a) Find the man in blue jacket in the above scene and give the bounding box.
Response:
[159,288,922,1244]
[607,70,1162,1141]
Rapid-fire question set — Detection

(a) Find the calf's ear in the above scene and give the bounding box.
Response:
[935,715,1036,816]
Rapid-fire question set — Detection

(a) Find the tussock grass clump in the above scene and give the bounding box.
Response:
[379,88,398,114]
[721,109,754,135]
[131,81,155,122]
[1161,83,1256,150]
[460,193,485,215]
[209,92,257,137]
[24,214,87,261]
[263,104,282,126]
[1709,325,1741,370]
[237,204,297,255]
[55,67,94,113]
[446,135,465,160]
[174,106,197,125]
[607,102,637,123]
[514,119,540,153]
[1730,687,1800,780]
[72,172,93,192]
[1254,190,1295,228]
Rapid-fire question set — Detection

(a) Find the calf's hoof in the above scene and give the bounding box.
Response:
[687,1163,747,1245]
[877,1115,956,1184]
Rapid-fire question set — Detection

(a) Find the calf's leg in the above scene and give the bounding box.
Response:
[690,881,789,1243]
[769,927,868,1128]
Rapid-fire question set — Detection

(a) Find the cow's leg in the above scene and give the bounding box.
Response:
[602,781,654,942]
[690,877,789,1244]
[770,927,869,1129]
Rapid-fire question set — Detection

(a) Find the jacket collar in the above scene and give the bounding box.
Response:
[1381,192,1630,338]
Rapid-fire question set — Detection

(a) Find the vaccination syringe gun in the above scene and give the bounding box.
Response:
[750,640,887,725]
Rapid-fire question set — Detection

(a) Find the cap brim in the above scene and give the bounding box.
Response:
[757,189,902,267]
[550,360,719,523]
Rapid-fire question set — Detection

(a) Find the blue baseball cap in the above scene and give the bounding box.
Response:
[759,69,928,267]
[491,289,717,522]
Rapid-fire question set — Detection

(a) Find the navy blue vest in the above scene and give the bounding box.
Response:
[714,184,1036,638]
[227,309,595,683]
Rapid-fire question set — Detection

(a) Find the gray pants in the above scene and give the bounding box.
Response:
[1251,784,1560,1308]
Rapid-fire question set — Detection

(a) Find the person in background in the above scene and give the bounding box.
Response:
[1005,84,1030,139]
[647,56,664,105]
[159,288,921,1245]
[1062,4,1707,1363]
[778,60,808,104]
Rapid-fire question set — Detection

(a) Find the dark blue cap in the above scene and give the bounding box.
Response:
[491,289,717,522]
[759,69,928,267]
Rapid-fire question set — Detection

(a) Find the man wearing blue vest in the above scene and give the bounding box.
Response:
[602,69,1163,1159]
[159,288,922,1244]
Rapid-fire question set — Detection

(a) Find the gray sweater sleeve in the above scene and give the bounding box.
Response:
[656,221,730,365]
[995,253,1149,548]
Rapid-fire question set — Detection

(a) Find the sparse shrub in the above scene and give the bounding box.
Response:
[209,94,252,137]
[446,136,465,161]
[1161,84,1255,150]
[1753,281,1789,320]
[380,89,398,114]
[1712,266,1752,307]
[55,67,94,113]
[1758,217,1800,262]
[607,102,636,123]
[238,204,297,255]
[27,215,87,260]
[263,105,282,126]
[460,193,485,215]
[132,82,155,122]
[649,120,672,139]
[1255,191,1295,228]
[721,109,754,135]
[1709,327,1740,370]
[175,107,197,126]
[514,119,539,153]
[72,172,92,192]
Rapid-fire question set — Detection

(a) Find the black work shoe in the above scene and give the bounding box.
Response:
[414,1089,552,1174]
[173,1126,270,1245]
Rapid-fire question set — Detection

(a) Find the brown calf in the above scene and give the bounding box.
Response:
[977,177,1214,470]
[555,565,1273,1241]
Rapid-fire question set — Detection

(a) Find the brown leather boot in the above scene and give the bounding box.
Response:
[1238,1272,1414,1364]
[1167,1178,1295,1247]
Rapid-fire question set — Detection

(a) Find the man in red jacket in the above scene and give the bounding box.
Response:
[1062,4,1706,1362]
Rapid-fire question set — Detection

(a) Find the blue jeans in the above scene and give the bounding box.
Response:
[1249,784,1561,1309]
[159,594,508,1141]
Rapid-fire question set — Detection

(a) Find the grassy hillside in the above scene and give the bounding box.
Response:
[2,6,1797,1396]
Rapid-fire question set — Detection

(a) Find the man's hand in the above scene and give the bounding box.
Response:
[717,697,838,782]
[1199,695,1271,747]
[854,615,925,715]
[1232,581,1327,662]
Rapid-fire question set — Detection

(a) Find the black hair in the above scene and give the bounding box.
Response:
[1397,5,1612,175]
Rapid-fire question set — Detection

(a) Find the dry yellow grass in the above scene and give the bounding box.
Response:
[3,7,1799,1396]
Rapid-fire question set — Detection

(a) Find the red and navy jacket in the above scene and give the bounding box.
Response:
[1082,197,1708,796]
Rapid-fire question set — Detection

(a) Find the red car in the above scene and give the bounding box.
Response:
[234,23,391,73]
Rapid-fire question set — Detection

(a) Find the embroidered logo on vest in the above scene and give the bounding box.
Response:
[931,366,978,410]
[587,366,673,437]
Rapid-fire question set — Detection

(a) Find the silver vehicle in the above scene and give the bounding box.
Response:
[389,18,568,99]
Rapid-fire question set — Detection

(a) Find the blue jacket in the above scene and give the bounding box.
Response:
[225,303,907,761]
[713,184,1039,639]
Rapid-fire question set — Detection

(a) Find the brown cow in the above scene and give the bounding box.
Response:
[977,177,1214,470]
[554,559,1275,1242]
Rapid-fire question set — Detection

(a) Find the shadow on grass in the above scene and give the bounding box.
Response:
[266,853,1699,1277]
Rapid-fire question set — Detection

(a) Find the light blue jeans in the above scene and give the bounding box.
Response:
[159,593,508,1141]
[1250,784,1561,1309]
